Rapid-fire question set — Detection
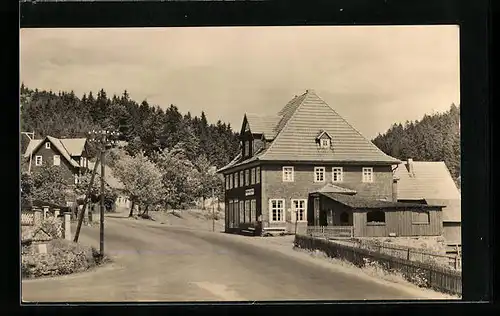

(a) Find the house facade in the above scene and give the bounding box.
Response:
[23,136,90,185]
[218,89,443,237]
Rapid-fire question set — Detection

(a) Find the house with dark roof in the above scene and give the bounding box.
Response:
[394,159,461,245]
[23,136,90,185]
[217,89,444,237]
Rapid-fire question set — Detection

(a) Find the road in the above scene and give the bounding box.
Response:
[22,214,450,302]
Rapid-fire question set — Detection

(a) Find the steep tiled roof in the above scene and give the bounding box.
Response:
[394,161,461,222]
[312,183,357,195]
[259,90,400,163]
[218,89,400,174]
[317,192,444,210]
[245,114,281,140]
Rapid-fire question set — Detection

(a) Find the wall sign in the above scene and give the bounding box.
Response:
[245,188,254,196]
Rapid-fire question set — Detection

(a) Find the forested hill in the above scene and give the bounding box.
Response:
[20,84,240,168]
[372,104,461,187]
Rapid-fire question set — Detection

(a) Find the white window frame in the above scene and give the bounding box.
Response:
[53,155,61,166]
[250,168,255,185]
[256,167,261,183]
[320,138,331,148]
[291,199,308,222]
[245,169,250,186]
[229,173,233,189]
[45,142,51,149]
[332,167,343,182]
[35,155,43,166]
[362,167,374,183]
[314,167,326,183]
[225,175,229,190]
[239,171,244,187]
[250,199,256,223]
[235,172,239,188]
[282,166,294,182]
[269,199,285,223]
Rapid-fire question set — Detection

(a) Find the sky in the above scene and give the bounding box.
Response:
[20,26,460,139]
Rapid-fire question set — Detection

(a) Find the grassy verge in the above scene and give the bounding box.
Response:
[21,239,111,279]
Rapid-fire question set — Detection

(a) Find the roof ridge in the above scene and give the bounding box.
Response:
[313,92,399,162]
[260,91,311,160]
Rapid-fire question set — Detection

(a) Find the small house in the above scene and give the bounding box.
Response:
[23,136,90,185]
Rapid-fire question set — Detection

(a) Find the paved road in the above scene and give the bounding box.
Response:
[22,215,447,302]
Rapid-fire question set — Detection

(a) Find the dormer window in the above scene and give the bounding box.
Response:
[320,139,330,148]
[316,130,333,149]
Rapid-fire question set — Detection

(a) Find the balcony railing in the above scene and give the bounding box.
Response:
[306,226,354,239]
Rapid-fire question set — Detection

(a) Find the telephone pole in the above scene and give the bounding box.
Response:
[212,187,215,232]
[87,129,120,257]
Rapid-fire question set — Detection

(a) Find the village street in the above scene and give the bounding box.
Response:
[22,212,449,302]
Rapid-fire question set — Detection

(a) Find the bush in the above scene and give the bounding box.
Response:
[21,239,104,279]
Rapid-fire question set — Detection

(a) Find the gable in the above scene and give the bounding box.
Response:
[25,136,80,168]
[259,90,400,164]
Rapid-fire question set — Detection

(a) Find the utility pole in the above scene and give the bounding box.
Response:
[100,148,105,256]
[212,187,215,232]
[74,157,100,242]
[78,129,119,257]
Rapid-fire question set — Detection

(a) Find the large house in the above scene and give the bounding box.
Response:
[217,89,443,237]
[394,159,461,246]
[23,136,90,184]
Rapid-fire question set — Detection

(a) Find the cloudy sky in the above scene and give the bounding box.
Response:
[20,26,459,139]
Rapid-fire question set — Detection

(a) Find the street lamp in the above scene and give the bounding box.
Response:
[87,129,120,257]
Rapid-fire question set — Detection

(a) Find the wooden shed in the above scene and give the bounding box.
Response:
[308,192,444,238]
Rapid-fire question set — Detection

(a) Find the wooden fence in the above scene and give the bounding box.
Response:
[294,234,462,296]
[307,226,354,239]
[351,239,461,271]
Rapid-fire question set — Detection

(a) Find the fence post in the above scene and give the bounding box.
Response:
[54,208,60,218]
[407,248,411,260]
[454,255,458,270]
[34,208,42,226]
[64,212,72,241]
[43,206,50,219]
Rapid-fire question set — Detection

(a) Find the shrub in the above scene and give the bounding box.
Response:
[21,239,105,279]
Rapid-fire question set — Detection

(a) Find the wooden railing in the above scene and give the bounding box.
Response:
[307,226,354,239]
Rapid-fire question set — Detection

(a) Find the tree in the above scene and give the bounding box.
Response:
[114,151,165,217]
[155,145,200,211]
[192,155,212,209]
[30,165,70,206]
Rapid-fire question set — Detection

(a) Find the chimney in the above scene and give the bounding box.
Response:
[392,177,400,202]
[407,158,414,175]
